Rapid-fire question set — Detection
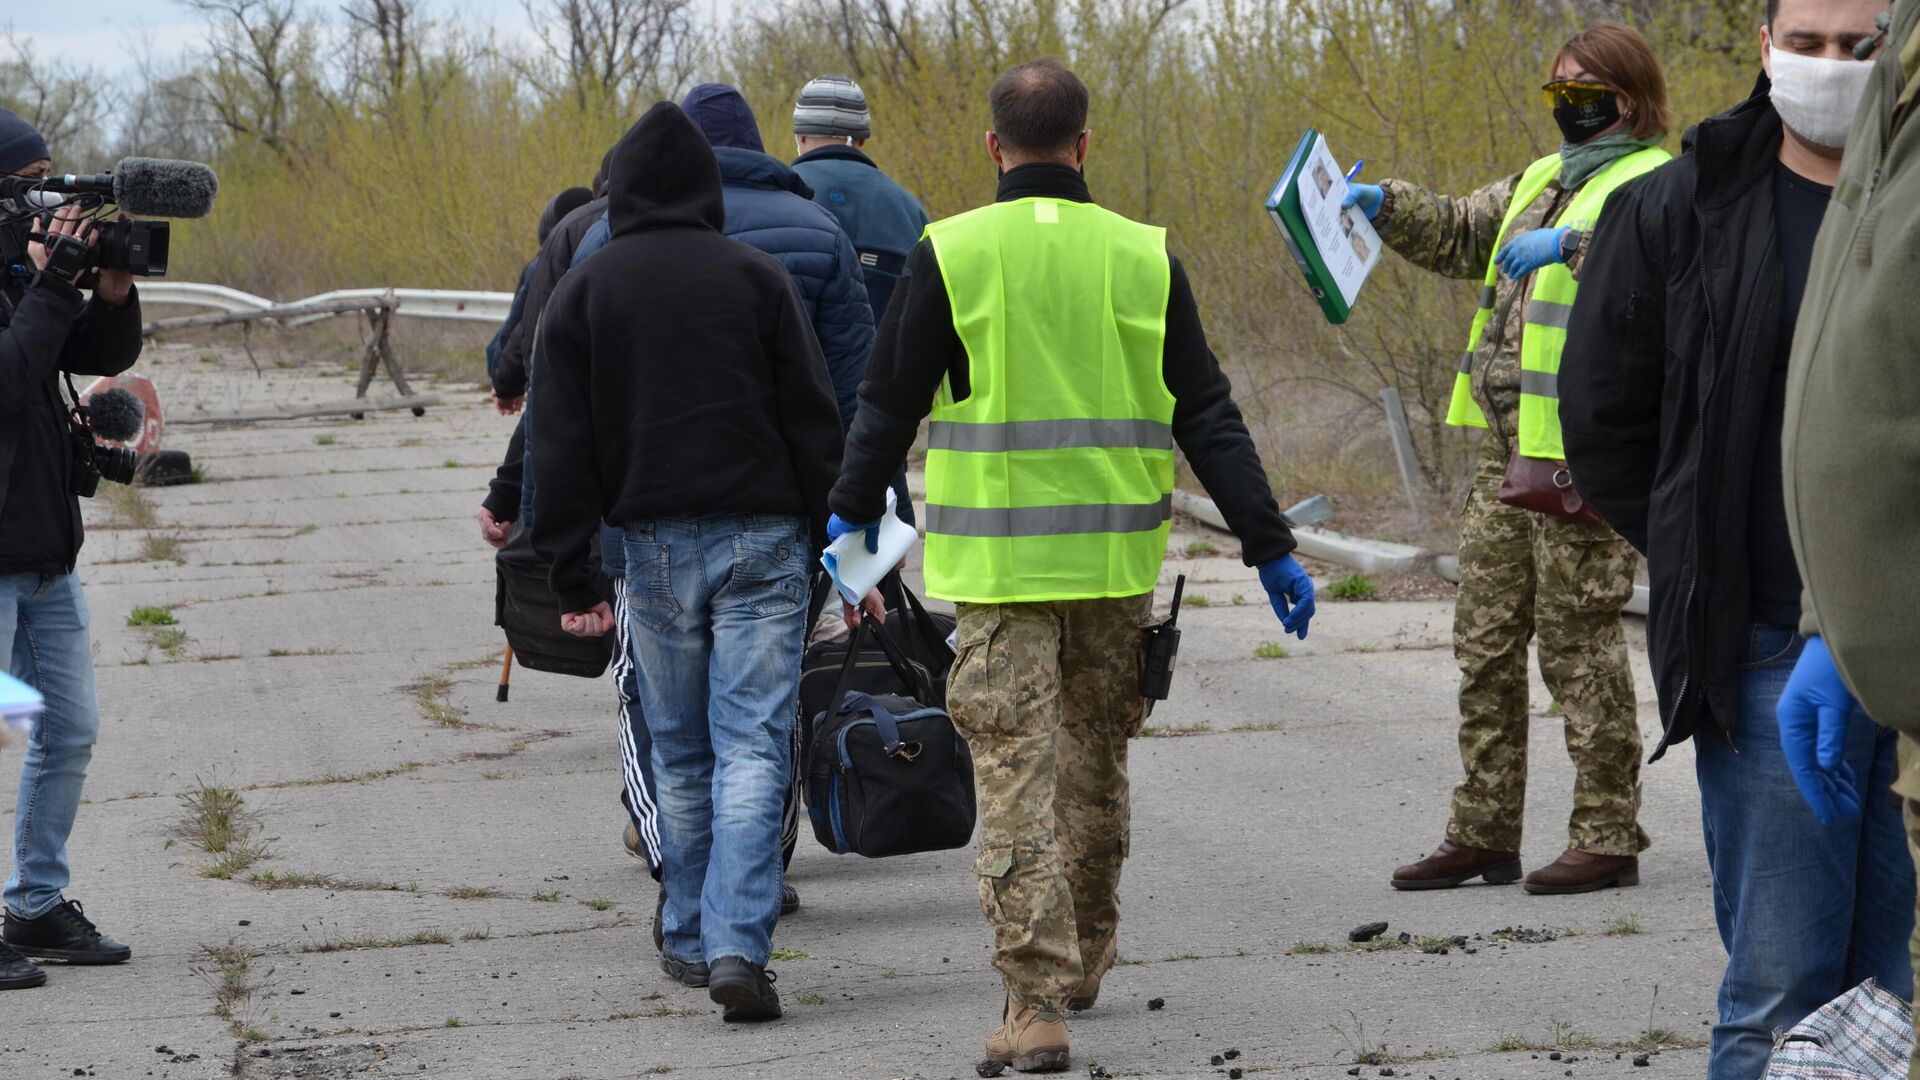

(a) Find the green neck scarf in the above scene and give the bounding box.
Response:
[1559,131,1664,189]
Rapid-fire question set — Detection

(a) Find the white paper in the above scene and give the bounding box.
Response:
[820,490,920,606]
[0,671,43,737]
[1294,134,1383,307]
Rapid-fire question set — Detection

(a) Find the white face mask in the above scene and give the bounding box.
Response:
[1768,45,1875,150]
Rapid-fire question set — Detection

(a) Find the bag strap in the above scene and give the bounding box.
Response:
[825,617,930,725]
[839,691,917,758]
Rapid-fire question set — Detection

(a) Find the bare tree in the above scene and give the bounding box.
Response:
[519,0,704,110]
[0,29,111,159]
[180,0,319,157]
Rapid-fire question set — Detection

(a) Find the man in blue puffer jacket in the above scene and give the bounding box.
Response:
[574,85,874,433]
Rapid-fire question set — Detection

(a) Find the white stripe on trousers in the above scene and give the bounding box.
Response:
[612,585,664,868]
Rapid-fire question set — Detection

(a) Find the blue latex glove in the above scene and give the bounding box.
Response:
[1257,555,1316,640]
[826,513,880,555]
[1341,183,1384,220]
[1777,635,1863,827]
[1494,226,1570,280]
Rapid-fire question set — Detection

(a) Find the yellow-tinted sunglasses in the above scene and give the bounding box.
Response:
[1541,80,1612,108]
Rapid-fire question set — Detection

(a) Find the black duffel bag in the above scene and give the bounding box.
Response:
[805,619,975,858]
[798,572,955,724]
[494,523,613,679]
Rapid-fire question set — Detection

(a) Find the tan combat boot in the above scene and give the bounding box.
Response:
[1066,936,1116,1012]
[985,996,1071,1073]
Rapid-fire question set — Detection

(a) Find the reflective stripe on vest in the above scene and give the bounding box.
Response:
[922,197,1175,605]
[1445,146,1672,458]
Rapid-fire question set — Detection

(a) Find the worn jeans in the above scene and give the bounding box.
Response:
[621,514,807,968]
[1,572,101,919]
[1695,623,1914,1080]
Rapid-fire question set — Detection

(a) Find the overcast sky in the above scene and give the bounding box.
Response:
[14,1,736,76]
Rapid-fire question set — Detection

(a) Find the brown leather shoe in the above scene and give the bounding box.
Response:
[986,996,1071,1073]
[1066,935,1116,1012]
[1522,848,1640,894]
[1390,840,1523,891]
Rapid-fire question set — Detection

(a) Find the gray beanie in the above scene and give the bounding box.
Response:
[792,75,872,140]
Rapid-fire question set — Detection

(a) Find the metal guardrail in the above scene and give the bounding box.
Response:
[139,282,514,325]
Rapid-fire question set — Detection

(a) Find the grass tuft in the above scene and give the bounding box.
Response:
[770,948,810,961]
[1286,941,1334,955]
[444,885,506,900]
[581,897,616,912]
[1603,914,1643,937]
[1184,539,1218,557]
[1328,572,1379,601]
[313,434,337,446]
[141,532,187,563]
[409,673,471,728]
[127,605,177,627]
[197,939,271,1041]
[176,781,273,879]
[301,929,453,953]
[152,628,188,659]
[1253,641,1289,660]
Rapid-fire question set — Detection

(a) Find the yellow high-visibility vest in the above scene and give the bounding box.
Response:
[1446,147,1671,458]
[921,197,1175,604]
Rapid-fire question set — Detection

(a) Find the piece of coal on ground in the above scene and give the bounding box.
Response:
[1147,997,1165,1010]
[1348,921,1390,943]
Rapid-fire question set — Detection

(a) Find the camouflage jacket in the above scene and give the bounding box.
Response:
[1375,174,1587,440]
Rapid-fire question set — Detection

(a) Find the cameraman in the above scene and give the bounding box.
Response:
[0,109,142,992]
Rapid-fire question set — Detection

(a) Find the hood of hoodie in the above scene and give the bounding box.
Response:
[682,84,765,153]
[713,146,815,198]
[607,102,726,238]
[1681,72,1786,210]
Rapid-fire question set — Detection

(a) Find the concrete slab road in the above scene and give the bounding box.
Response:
[2,346,1720,1079]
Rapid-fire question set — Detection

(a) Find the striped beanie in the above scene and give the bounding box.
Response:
[792,75,872,140]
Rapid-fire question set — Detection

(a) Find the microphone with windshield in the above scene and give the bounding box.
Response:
[1,157,220,277]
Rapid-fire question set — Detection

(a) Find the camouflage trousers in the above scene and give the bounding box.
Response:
[948,593,1153,1013]
[1449,438,1649,856]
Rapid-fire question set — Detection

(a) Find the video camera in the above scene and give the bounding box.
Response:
[0,158,220,278]
[64,381,145,498]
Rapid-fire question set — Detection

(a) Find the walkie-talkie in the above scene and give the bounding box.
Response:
[1141,574,1187,701]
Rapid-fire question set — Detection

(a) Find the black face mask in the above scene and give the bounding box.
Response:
[1553,92,1622,144]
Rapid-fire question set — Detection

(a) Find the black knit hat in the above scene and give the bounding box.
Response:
[0,108,49,176]
[792,75,871,140]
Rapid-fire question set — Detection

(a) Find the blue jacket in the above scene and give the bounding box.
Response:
[574,147,874,431]
[485,259,536,382]
[791,145,929,324]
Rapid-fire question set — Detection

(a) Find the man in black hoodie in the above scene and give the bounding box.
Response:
[1560,2,1909,1075]
[531,102,843,1024]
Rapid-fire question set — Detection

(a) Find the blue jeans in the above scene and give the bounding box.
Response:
[621,514,808,967]
[1694,623,1915,1080]
[1,572,101,919]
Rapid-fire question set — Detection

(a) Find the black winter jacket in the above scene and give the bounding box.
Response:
[1561,81,1790,757]
[0,275,143,574]
[491,196,607,400]
[529,103,844,614]
[830,164,1296,566]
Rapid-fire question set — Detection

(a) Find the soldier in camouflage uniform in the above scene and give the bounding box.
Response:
[825,59,1313,1072]
[1361,34,1660,896]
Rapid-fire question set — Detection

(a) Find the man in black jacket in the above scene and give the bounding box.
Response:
[1560,2,1909,1075]
[0,110,143,990]
[531,102,843,1025]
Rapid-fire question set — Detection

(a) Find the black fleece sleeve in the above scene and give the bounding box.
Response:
[1559,177,1666,555]
[528,278,604,614]
[60,285,142,378]
[1164,257,1296,565]
[768,278,846,551]
[483,415,525,522]
[0,278,86,419]
[495,227,575,399]
[829,240,959,524]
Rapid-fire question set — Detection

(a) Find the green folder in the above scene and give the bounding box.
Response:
[1266,128,1378,325]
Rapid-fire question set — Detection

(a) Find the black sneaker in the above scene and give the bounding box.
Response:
[0,939,46,990]
[780,884,800,917]
[659,952,710,988]
[708,957,781,1022]
[3,900,131,965]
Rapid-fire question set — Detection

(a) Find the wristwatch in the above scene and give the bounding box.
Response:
[1558,228,1585,263]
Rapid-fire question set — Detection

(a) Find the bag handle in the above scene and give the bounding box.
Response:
[880,569,951,658]
[824,616,929,726]
[838,690,923,760]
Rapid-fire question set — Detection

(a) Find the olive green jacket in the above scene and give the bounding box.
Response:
[1784,0,1920,735]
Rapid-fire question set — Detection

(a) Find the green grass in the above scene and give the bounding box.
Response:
[188,464,209,484]
[409,673,470,728]
[1286,941,1334,955]
[1253,641,1289,660]
[1603,914,1643,937]
[1230,594,1247,606]
[442,1016,461,1027]
[532,890,561,902]
[443,886,505,900]
[176,782,273,879]
[1184,539,1218,557]
[197,940,268,1041]
[1328,573,1379,601]
[1136,723,1212,738]
[313,434,337,446]
[199,352,217,364]
[442,459,459,468]
[1184,594,1210,608]
[127,605,177,627]
[770,948,810,961]
[581,897,615,912]
[399,437,424,447]
[795,991,828,1005]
